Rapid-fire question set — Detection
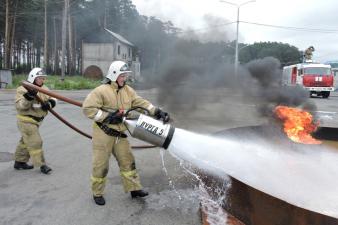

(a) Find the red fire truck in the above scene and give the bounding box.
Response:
[282,63,334,98]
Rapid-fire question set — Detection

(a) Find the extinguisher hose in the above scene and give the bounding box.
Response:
[21,81,156,149]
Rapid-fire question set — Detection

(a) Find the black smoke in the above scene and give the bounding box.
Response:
[151,55,316,122]
[243,57,316,117]
[153,55,234,112]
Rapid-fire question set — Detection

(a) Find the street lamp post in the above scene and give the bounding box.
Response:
[220,0,256,76]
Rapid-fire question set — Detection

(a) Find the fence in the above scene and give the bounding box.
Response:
[0,70,13,88]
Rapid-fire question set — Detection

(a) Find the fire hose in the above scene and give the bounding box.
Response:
[21,81,158,149]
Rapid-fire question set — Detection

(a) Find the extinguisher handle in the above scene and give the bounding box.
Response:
[124,107,150,118]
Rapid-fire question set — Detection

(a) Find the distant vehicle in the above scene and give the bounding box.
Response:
[325,61,338,90]
[282,62,334,98]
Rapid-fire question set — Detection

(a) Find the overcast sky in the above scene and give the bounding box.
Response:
[132,0,338,62]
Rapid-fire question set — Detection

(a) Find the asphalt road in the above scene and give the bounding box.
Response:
[1,87,338,225]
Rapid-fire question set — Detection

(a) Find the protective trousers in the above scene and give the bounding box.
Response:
[91,124,142,197]
[15,120,46,167]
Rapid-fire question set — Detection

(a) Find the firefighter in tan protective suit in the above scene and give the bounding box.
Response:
[83,61,170,206]
[14,68,56,174]
[304,46,315,61]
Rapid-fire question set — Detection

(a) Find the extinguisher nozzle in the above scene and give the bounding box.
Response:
[124,114,176,149]
[162,126,175,149]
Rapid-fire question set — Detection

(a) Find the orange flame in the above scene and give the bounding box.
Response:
[274,106,321,144]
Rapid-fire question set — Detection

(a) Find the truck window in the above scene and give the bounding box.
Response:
[303,68,331,75]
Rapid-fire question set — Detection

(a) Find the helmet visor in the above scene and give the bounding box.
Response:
[120,64,132,73]
[36,69,47,77]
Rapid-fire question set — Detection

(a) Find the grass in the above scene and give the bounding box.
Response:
[9,75,102,90]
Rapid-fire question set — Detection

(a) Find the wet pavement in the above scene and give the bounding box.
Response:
[0,89,200,225]
[1,87,338,225]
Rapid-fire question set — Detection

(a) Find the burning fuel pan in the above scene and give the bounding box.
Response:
[199,125,338,225]
[312,127,338,141]
[200,173,338,225]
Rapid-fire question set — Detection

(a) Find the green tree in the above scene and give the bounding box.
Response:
[0,0,303,78]
[239,42,302,66]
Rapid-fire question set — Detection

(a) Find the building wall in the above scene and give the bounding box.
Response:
[82,42,137,79]
[82,43,114,75]
[0,69,12,88]
[114,41,133,62]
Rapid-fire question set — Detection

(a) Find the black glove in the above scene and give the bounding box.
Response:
[41,101,51,111]
[154,108,170,123]
[41,99,56,111]
[23,89,38,101]
[103,110,123,124]
[48,99,56,108]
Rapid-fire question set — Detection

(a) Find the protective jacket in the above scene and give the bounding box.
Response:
[15,85,55,166]
[16,85,52,124]
[82,82,157,196]
[83,82,157,129]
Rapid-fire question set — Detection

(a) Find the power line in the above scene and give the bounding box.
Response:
[3,4,338,35]
[171,20,338,35]
[240,21,338,33]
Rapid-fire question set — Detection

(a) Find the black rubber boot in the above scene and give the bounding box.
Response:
[14,161,34,170]
[40,165,52,174]
[130,190,149,198]
[93,196,105,205]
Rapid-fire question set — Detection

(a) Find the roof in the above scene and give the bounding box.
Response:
[284,62,331,69]
[104,28,134,46]
[300,63,331,68]
[82,28,134,47]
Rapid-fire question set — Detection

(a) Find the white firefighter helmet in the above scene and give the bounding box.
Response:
[27,67,47,83]
[105,61,132,82]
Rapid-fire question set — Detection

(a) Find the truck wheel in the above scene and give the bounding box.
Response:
[322,92,330,98]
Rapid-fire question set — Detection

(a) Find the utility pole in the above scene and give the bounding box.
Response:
[44,0,48,71]
[68,0,74,75]
[220,0,255,76]
[61,0,69,80]
[53,16,57,74]
[4,0,9,69]
[235,5,240,77]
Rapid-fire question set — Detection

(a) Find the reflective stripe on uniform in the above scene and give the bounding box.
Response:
[120,169,142,192]
[120,170,137,178]
[94,110,103,121]
[147,104,155,111]
[33,103,41,108]
[91,175,107,183]
[28,148,42,156]
[16,115,39,124]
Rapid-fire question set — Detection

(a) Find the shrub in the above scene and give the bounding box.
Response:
[9,75,101,90]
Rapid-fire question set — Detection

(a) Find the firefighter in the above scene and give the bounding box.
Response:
[82,60,170,206]
[304,46,315,61]
[14,68,56,174]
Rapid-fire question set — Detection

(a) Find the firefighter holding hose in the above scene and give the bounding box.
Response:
[14,68,56,174]
[82,60,170,206]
